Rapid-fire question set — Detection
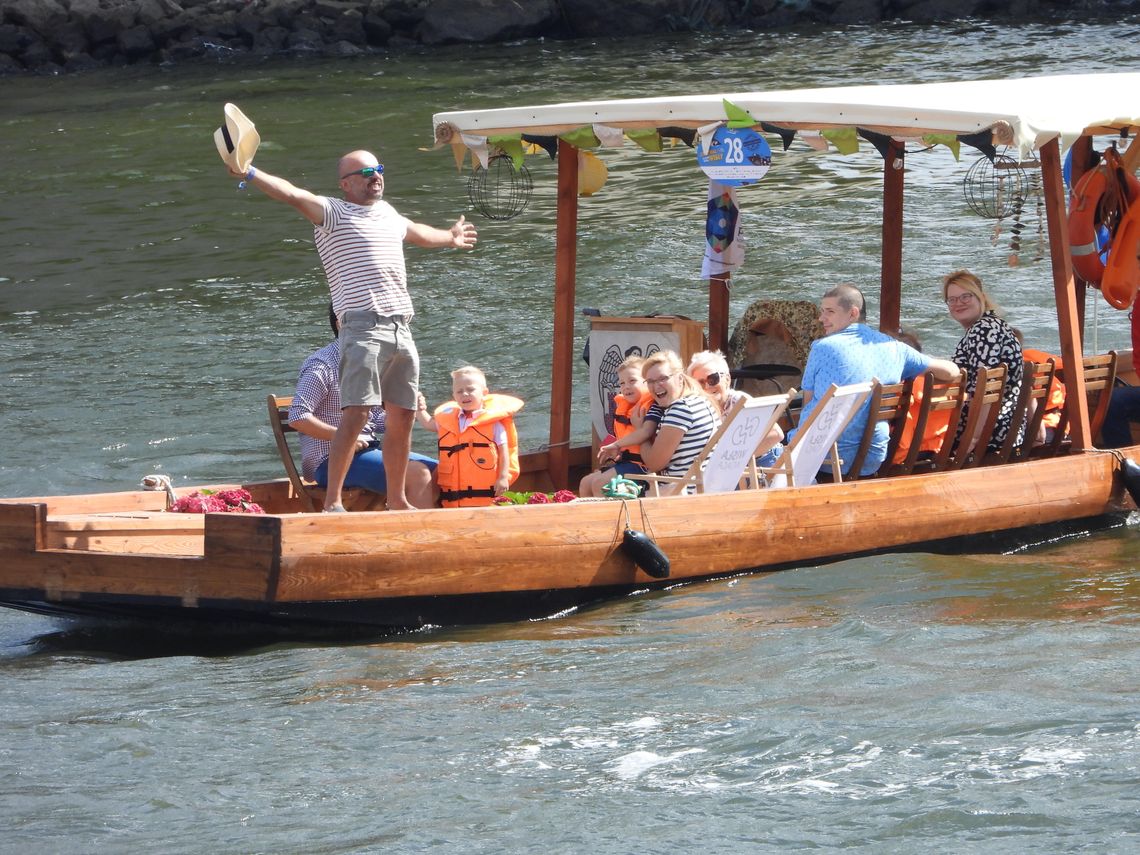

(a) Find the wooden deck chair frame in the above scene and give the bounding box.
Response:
[940,363,1007,471]
[1037,351,1117,456]
[892,371,966,476]
[759,381,872,488]
[987,359,1056,465]
[846,378,912,481]
[267,394,374,512]
[639,392,792,496]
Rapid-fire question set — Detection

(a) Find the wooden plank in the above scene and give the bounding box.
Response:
[0,502,45,552]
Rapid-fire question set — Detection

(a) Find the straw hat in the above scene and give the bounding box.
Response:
[213,103,260,174]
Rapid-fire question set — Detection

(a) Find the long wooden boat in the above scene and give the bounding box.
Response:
[3,72,1139,633]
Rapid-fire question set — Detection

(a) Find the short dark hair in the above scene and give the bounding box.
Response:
[823,283,866,322]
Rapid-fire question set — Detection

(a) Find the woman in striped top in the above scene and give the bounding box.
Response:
[638,351,720,493]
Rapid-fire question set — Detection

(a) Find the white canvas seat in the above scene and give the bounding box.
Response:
[760,381,873,488]
[639,392,792,496]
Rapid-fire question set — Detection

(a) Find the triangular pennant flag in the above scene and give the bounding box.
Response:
[450,141,467,173]
[489,135,525,171]
[958,129,996,163]
[697,121,723,155]
[627,128,663,153]
[559,126,600,149]
[923,133,961,161]
[800,132,829,152]
[760,122,796,151]
[593,124,624,148]
[658,126,696,147]
[821,127,859,155]
[857,128,893,161]
[461,132,489,169]
[522,134,558,159]
[722,99,758,130]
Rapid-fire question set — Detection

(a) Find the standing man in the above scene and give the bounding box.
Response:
[792,283,961,479]
[233,150,477,511]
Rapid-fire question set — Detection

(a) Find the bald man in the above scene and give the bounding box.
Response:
[232,150,476,511]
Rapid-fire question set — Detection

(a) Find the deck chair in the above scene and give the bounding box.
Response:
[940,363,1008,470]
[845,378,912,481]
[986,359,1056,465]
[759,381,872,488]
[638,392,793,496]
[889,371,966,476]
[1037,351,1118,456]
[267,395,375,512]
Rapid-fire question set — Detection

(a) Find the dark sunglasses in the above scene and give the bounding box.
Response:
[697,372,723,387]
[341,164,384,179]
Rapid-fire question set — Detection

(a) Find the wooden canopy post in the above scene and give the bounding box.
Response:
[1068,135,1094,335]
[708,273,730,354]
[548,141,579,489]
[1040,137,1091,450]
[879,138,905,334]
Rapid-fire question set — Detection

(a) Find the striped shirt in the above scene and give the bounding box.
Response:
[647,394,720,478]
[314,197,413,319]
[288,340,385,480]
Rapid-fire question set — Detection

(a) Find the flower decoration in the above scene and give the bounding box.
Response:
[171,488,265,514]
[493,489,577,506]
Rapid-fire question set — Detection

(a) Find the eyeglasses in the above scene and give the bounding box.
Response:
[340,164,384,179]
[946,293,976,306]
[696,372,723,388]
[645,374,674,387]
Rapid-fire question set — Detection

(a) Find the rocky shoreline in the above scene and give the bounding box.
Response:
[0,0,1130,76]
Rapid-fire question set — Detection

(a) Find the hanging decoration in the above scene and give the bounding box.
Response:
[963,149,1029,219]
[467,153,532,220]
[578,151,607,196]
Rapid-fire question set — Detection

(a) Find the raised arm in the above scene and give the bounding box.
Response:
[233,165,325,226]
[926,357,964,381]
[405,215,478,249]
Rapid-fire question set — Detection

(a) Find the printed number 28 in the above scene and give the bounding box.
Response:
[725,137,744,163]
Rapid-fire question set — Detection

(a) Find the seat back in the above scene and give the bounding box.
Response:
[1041,351,1117,455]
[894,371,966,475]
[267,394,317,512]
[943,363,1007,470]
[642,393,792,496]
[990,359,1056,464]
[846,378,911,481]
[763,381,872,487]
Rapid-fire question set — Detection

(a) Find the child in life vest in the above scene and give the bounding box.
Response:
[579,355,657,498]
[416,365,523,508]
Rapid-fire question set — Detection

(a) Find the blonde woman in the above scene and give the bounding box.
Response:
[687,349,784,465]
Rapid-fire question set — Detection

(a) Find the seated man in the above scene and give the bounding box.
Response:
[289,305,438,509]
[790,284,961,480]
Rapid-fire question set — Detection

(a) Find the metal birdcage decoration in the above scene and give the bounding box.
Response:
[467,153,532,221]
[962,150,1031,219]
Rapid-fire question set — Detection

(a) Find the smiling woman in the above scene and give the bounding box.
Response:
[637,350,719,486]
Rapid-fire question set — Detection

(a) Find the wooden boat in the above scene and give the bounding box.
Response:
[3,72,1140,633]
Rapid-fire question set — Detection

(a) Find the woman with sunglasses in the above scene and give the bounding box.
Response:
[687,350,785,465]
[943,269,1024,454]
[636,350,721,494]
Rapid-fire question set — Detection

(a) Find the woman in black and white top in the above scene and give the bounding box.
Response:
[638,350,720,491]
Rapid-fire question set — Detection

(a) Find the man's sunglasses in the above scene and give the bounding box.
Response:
[341,164,384,179]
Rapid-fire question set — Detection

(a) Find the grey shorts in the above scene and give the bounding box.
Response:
[338,310,419,410]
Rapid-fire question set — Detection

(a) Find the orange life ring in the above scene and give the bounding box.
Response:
[1068,148,1140,293]
[1103,196,1140,310]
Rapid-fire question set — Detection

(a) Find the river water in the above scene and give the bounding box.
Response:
[2,19,1140,853]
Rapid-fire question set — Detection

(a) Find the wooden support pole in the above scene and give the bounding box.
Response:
[1040,137,1091,450]
[1069,135,1094,336]
[879,138,905,334]
[708,273,730,354]
[549,142,579,489]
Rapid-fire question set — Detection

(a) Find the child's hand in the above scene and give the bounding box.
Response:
[493,474,510,496]
[598,442,618,463]
[416,392,427,412]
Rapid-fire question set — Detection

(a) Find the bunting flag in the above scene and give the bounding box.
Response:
[760,122,796,151]
[559,125,600,149]
[450,141,467,172]
[627,128,663,152]
[800,132,829,152]
[461,132,489,169]
[697,121,723,155]
[723,99,759,129]
[958,129,996,163]
[822,127,859,154]
[593,124,625,147]
[522,134,558,159]
[857,128,893,160]
[701,179,744,280]
[659,126,697,147]
[489,135,525,170]
[923,133,961,161]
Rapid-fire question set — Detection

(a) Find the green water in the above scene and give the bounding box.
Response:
[1,21,1139,853]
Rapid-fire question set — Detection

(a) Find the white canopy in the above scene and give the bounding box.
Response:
[433,72,1140,156]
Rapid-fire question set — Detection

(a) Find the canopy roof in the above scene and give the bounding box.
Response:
[433,72,1140,156]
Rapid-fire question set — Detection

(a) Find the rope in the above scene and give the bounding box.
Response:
[141,474,177,510]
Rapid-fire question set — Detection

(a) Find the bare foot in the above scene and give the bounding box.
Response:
[323,504,347,513]
[385,500,413,512]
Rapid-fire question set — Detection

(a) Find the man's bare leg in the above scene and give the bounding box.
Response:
[323,406,370,511]
[382,403,415,510]
[406,461,438,509]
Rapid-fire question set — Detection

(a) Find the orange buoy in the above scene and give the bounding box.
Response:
[1102,196,1140,310]
[1068,148,1140,292]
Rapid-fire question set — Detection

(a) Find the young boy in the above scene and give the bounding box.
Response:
[579,355,656,498]
[416,366,524,507]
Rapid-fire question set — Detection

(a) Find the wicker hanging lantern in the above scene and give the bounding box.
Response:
[467,154,532,221]
[962,151,1029,219]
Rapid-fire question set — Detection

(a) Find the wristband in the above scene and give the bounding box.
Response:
[238,165,256,190]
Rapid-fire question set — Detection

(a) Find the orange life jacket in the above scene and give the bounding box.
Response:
[891,375,952,465]
[1022,348,1066,430]
[612,391,654,467]
[434,394,523,507]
